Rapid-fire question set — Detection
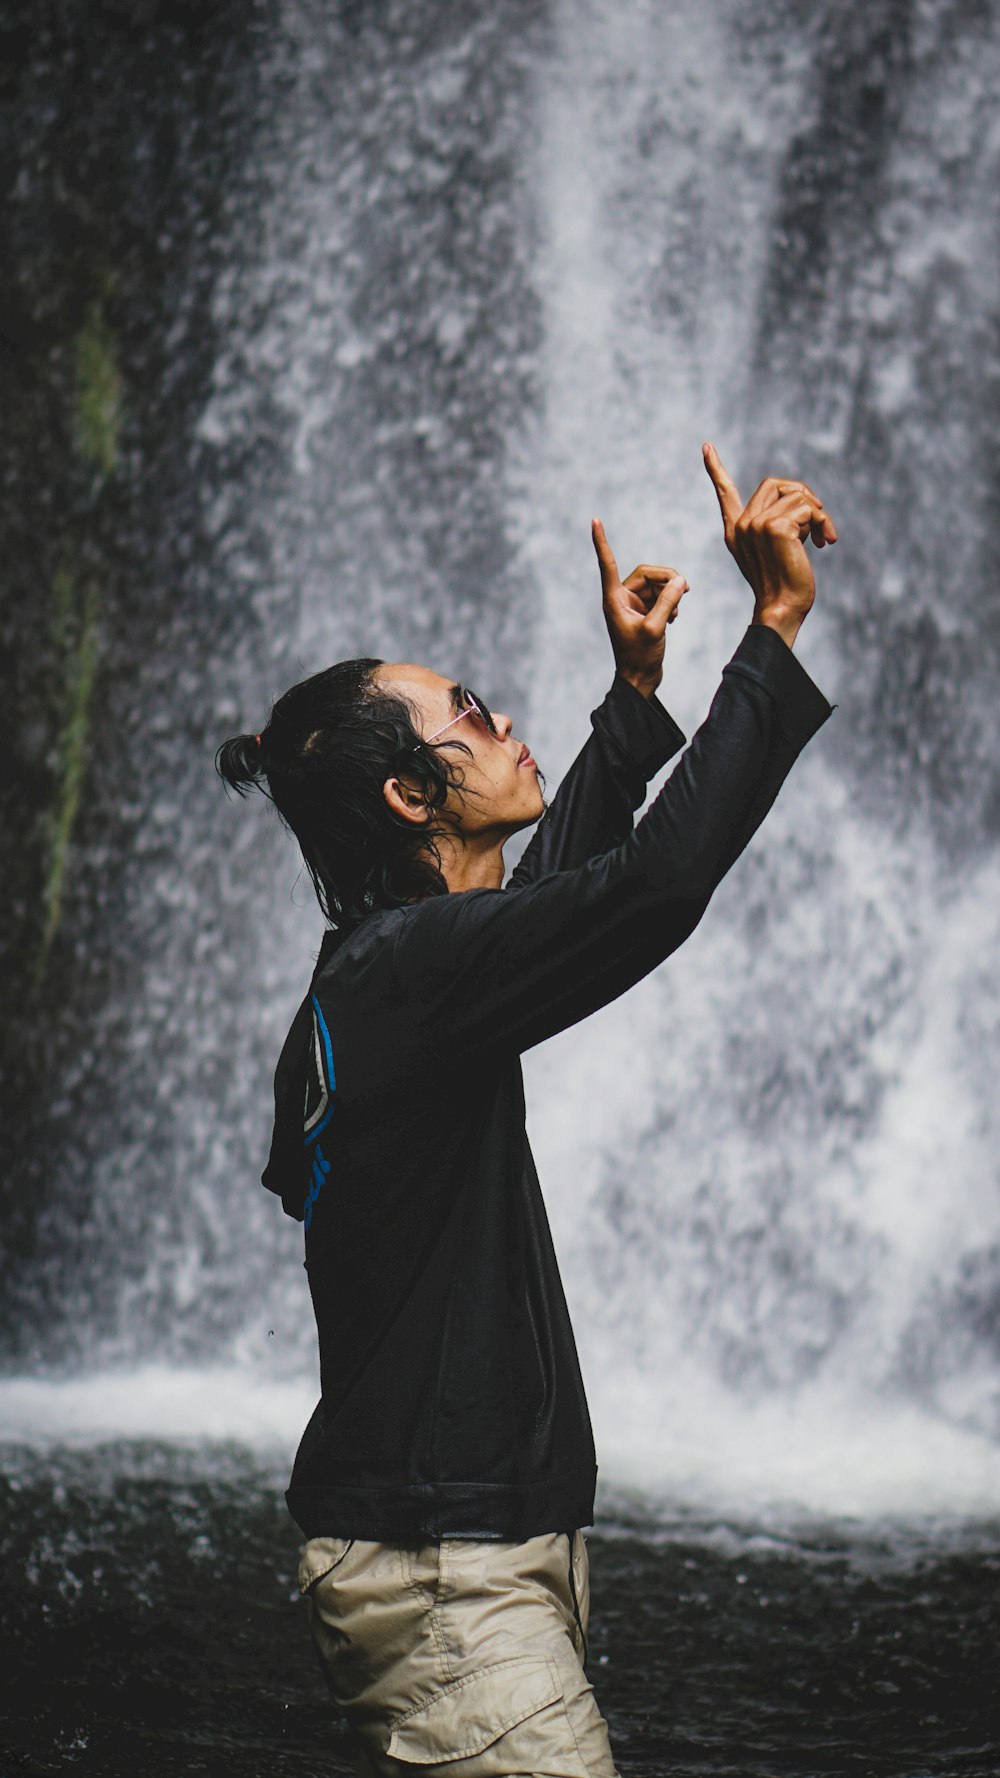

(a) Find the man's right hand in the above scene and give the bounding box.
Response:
[702,442,837,650]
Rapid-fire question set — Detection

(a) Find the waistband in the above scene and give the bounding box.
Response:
[286,1466,598,1543]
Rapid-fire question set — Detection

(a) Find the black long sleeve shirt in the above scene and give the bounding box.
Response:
[263,625,832,1541]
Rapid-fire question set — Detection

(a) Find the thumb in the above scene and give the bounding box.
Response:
[591,517,620,596]
[702,442,743,533]
[649,572,688,630]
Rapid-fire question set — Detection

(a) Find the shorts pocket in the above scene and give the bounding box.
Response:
[297,1535,355,1595]
[386,1655,575,1768]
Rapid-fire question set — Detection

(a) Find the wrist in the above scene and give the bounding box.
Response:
[617,667,662,700]
[752,602,805,651]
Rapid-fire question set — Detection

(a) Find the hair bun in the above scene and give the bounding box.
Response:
[216,731,267,797]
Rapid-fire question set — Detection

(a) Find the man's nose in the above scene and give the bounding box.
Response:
[493,709,514,740]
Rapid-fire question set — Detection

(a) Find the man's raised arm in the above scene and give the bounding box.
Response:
[507,678,685,888]
[508,541,690,886]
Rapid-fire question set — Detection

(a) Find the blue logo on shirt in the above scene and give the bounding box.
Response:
[303,995,336,1230]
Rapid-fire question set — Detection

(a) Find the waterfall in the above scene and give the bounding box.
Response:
[6,0,999,1519]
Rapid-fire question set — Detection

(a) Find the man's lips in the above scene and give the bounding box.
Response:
[518,743,536,769]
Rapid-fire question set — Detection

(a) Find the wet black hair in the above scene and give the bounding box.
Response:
[215,658,471,928]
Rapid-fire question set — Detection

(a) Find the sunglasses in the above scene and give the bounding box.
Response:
[420,687,500,748]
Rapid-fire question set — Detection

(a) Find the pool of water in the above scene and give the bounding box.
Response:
[2,1441,997,1778]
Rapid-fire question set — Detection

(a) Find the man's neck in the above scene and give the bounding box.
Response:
[435,834,507,894]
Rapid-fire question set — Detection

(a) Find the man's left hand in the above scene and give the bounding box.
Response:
[592,518,688,699]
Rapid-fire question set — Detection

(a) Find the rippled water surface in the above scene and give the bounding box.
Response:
[2,1443,997,1778]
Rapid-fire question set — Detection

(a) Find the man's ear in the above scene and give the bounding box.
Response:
[383,774,432,827]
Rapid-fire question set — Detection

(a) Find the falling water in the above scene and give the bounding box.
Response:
[5,0,1000,1526]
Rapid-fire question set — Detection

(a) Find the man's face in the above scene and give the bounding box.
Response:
[376,663,545,841]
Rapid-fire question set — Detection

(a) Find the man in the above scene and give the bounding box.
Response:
[217,444,836,1775]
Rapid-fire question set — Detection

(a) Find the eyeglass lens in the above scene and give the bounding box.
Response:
[463,688,498,735]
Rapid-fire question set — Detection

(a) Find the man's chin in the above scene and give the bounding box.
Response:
[514,792,547,833]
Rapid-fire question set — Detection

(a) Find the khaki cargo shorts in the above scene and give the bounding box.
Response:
[297,1529,619,1777]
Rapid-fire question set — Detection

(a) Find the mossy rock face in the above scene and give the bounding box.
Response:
[74,300,122,482]
[38,568,101,979]
[34,299,122,979]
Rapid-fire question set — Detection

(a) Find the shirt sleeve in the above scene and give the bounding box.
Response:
[507,674,686,888]
[392,625,833,1060]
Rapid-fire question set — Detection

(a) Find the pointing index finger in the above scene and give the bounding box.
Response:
[591,518,620,595]
[702,442,743,531]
